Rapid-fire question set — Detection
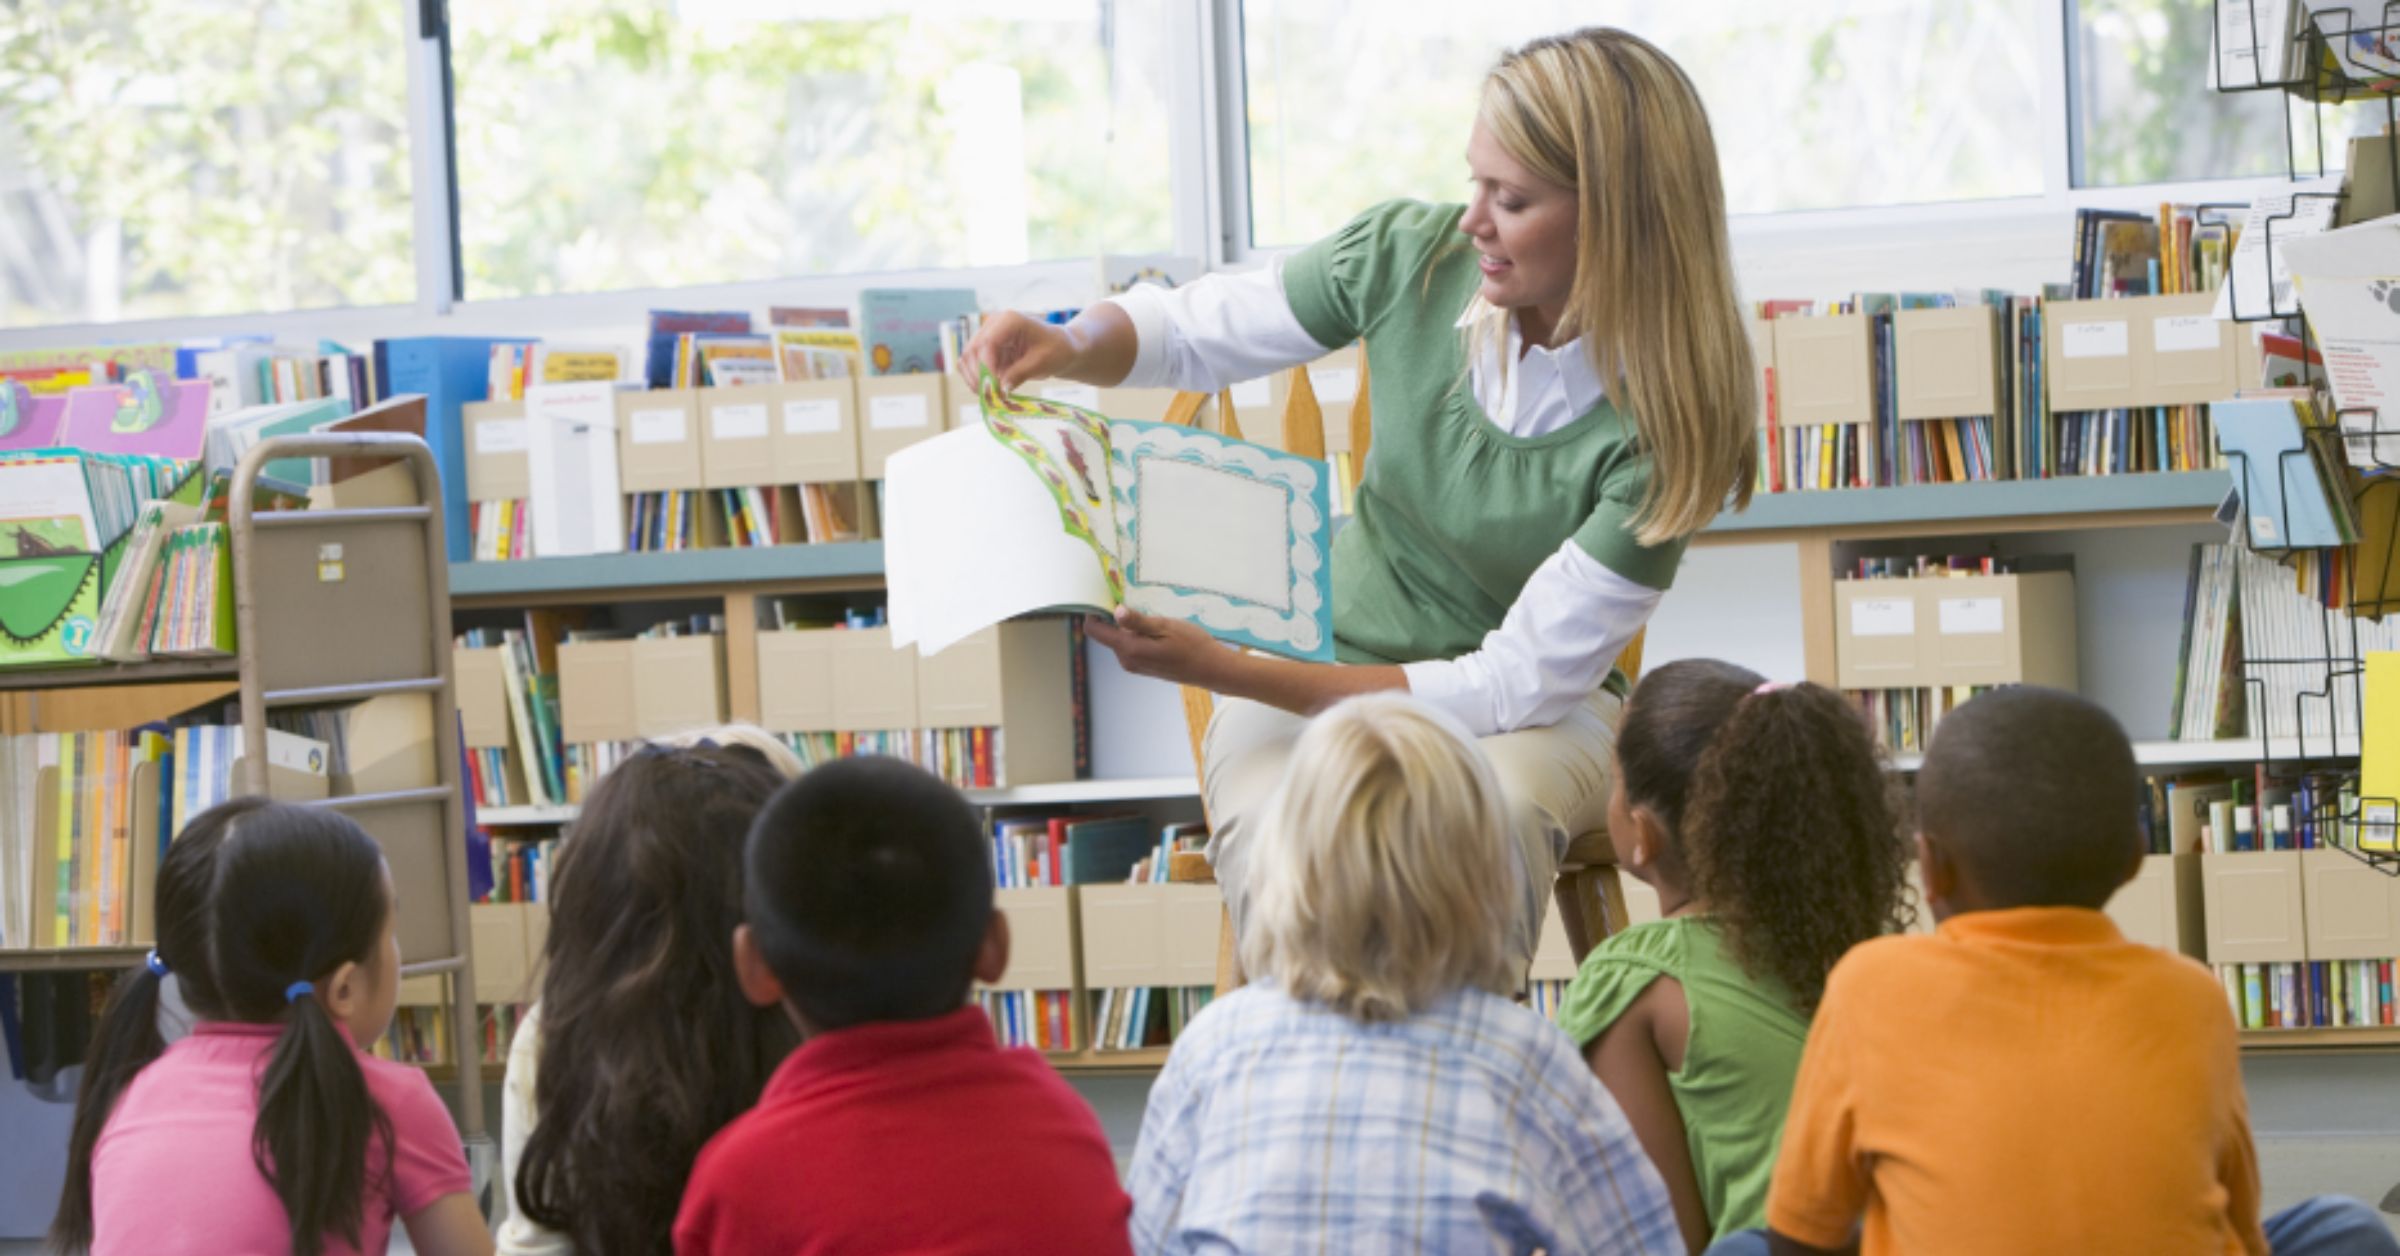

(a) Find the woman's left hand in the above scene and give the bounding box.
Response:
[1085,607,1234,690]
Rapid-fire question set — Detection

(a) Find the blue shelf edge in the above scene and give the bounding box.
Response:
[1705,470,2231,536]
[448,541,886,599]
[443,473,2231,598]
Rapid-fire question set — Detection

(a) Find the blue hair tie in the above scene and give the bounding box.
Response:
[144,950,169,978]
[284,980,315,1004]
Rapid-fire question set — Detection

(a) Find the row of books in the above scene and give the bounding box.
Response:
[2142,769,2348,855]
[0,724,329,950]
[1853,686,1992,756]
[2218,959,2399,1030]
[1754,203,2256,495]
[982,804,1082,1050]
[2171,542,2400,744]
[480,836,558,906]
[783,729,1004,792]
[457,624,568,810]
[373,1003,528,1070]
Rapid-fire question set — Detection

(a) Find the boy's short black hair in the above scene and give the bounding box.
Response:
[744,756,992,1031]
[1917,686,2141,910]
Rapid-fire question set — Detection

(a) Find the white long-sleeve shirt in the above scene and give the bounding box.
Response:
[1107,263,1662,737]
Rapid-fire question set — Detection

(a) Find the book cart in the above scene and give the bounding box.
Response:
[0,433,487,1167]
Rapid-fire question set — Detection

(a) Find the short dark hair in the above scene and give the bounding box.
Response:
[744,756,992,1031]
[1917,686,2141,910]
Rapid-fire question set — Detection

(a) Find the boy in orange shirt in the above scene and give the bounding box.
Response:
[1732,687,2395,1256]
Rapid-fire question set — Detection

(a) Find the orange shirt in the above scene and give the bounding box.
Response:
[1767,907,2266,1255]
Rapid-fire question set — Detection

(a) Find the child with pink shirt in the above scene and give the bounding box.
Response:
[51,798,489,1256]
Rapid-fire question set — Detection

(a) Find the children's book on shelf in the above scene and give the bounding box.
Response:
[858,288,978,375]
[1088,823,1212,1054]
[0,381,67,453]
[2216,395,2356,549]
[523,381,625,558]
[57,372,211,461]
[885,377,1336,663]
[644,311,752,389]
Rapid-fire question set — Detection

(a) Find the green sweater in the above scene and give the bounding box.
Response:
[1554,916,1809,1241]
[1280,199,1684,666]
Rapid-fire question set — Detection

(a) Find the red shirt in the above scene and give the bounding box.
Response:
[673,1006,1132,1256]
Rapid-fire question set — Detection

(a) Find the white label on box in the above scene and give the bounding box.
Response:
[474,418,528,454]
[1041,382,1100,410]
[711,403,769,442]
[2061,320,2130,359]
[783,397,842,435]
[870,394,930,431]
[1849,597,1915,637]
[1230,377,1271,408]
[1312,365,1360,404]
[1937,596,2006,636]
[2154,314,2220,355]
[629,407,688,445]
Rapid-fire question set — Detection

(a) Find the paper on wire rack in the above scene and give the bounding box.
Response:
[2216,184,2338,322]
[2283,219,2400,466]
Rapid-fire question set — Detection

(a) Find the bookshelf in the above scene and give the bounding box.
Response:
[1,434,486,1135]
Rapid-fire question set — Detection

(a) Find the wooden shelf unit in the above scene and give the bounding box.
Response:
[1,434,485,1140]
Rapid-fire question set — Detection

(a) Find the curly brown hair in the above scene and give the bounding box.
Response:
[1616,659,1912,1012]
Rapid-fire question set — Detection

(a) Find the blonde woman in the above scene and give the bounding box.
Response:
[959,27,1755,960]
[1124,694,1675,1254]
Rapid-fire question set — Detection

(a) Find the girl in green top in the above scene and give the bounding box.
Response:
[959,28,1759,964]
[1558,659,1912,1251]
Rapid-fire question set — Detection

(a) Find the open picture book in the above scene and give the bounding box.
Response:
[886,375,1334,661]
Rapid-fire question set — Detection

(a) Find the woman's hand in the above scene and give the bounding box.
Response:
[957,310,1079,393]
[1085,607,1236,690]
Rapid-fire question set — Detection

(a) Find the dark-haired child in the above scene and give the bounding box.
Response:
[673,756,1132,1256]
[1553,660,1910,1251]
[505,737,797,1256]
[55,798,488,1256]
[1756,686,2395,1256]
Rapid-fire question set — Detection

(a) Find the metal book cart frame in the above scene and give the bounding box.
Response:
[2213,0,2400,874]
[1,432,488,1198]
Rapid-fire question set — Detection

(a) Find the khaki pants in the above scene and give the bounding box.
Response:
[1201,688,1624,968]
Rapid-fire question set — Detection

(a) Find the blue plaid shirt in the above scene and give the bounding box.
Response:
[1127,984,1679,1255]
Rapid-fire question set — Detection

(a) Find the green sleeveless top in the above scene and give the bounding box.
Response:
[1553,916,1809,1242]
[1280,199,1685,666]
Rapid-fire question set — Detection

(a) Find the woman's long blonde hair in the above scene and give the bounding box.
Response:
[1239,694,1520,1022]
[1472,27,1755,544]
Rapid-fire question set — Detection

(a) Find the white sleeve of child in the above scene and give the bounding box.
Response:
[1402,542,1661,738]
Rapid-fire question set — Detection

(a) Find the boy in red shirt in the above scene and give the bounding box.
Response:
[674,757,1133,1255]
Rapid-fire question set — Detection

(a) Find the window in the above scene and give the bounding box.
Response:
[0,0,415,329]
[450,0,1176,301]
[1239,0,2049,250]
[2071,0,2388,187]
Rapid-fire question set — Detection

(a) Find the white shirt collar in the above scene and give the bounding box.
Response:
[1454,304,1608,419]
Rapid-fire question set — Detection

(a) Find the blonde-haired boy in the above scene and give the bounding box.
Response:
[1127,694,1676,1256]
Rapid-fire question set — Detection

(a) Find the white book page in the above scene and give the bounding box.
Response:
[524,382,624,557]
[884,424,1118,657]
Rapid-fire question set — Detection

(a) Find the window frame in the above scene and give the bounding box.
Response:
[0,0,2330,348]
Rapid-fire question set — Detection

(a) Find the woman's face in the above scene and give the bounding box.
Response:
[1459,118,1578,330]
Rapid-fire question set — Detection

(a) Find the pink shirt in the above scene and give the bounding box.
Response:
[92,1021,471,1256]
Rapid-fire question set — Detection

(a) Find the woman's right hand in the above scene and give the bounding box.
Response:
[957,310,1080,394]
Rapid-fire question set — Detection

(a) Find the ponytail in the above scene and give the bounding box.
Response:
[51,960,168,1252]
[1683,681,1910,1011]
[1616,660,1909,1014]
[255,988,390,1256]
[188,801,393,1256]
[51,798,255,1253]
